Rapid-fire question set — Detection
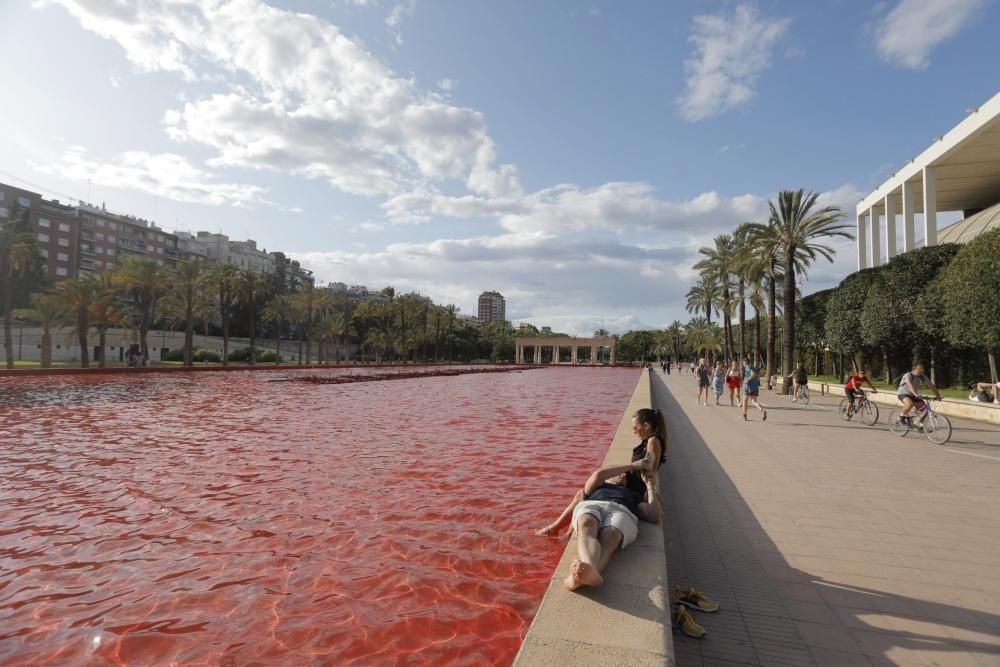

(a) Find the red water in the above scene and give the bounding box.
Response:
[0,367,640,666]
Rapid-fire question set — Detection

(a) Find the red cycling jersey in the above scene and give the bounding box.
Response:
[845,374,867,391]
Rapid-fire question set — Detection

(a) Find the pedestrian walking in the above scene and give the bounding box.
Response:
[741,358,767,421]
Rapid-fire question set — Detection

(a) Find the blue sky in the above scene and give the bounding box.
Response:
[1,0,997,334]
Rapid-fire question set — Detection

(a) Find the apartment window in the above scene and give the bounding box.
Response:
[58,237,70,247]
[38,218,51,228]
[96,233,105,240]
[96,247,104,254]
[58,222,71,232]
[40,263,47,273]
[0,207,7,218]
[94,261,103,268]
[96,219,105,227]
[39,249,48,258]
[38,233,49,242]
[57,252,68,262]
[157,246,164,254]
[157,260,164,266]
[56,267,68,277]
[106,249,115,257]
[108,222,117,230]
[17,197,30,207]
[0,191,4,200]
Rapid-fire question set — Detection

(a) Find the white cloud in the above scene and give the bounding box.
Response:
[875,0,986,69]
[32,146,271,208]
[678,4,791,122]
[386,0,415,46]
[43,0,521,201]
[437,78,455,92]
[108,74,120,88]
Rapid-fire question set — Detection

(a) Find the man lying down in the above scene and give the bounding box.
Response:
[536,460,661,591]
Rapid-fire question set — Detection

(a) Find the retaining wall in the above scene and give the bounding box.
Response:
[514,368,674,666]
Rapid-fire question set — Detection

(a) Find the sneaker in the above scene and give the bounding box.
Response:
[742,414,748,421]
[675,586,720,613]
[762,410,768,422]
[673,604,706,638]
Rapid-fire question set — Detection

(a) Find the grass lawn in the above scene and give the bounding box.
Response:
[807,374,970,399]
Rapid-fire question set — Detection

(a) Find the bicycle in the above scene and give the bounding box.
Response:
[888,395,952,445]
[792,383,810,404]
[838,391,879,425]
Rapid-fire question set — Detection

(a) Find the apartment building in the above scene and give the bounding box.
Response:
[477,290,506,324]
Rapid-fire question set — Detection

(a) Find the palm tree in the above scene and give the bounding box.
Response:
[694,234,737,360]
[685,275,719,326]
[89,272,120,367]
[765,189,850,389]
[261,294,294,365]
[745,223,783,380]
[12,293,62,368]
[594,328,611,337]
[167,260,207,366]
[1,204,43,369]
[445,304,458,362]
[207,262,238,366]
[237,269,267,365]
[51,276,95,368]
[290,283,333,364]
[732,223,754,361]
[114,257,167,364]
[684,317,723,360]
[666,320,684,362]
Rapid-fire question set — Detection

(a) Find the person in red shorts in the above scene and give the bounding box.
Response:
[725,360,742,407]
[845,368,877,415]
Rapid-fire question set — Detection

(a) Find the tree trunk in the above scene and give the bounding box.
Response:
[274,321,282,365]
[883,348,891,385]
[98,327,107,368]
[77,309,90,369]
[41,329,52,368]
[248,302,256,366]
[766,265,777,381]
[2,276,12,369]
[222,316,230,366]
[988,349,998,386]
[297,326,303,365]
[753,307,761,367]
[184,308,194,367]
[781,250,796,394]
[738,282,746,361]
[928,345,936,385]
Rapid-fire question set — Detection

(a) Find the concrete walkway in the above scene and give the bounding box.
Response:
[654,370,1000,667]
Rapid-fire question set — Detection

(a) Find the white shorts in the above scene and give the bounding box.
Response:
[572,500,640,549]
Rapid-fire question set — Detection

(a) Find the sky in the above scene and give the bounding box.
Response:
[1,0,997,335]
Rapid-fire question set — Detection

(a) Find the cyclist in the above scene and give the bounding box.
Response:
[845,368,877,415]
[897,362,942,425]
[787,363,809,402]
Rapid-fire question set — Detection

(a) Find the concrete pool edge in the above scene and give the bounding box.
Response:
[513,368,675,666]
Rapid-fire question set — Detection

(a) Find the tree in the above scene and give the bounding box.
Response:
[764,189,850,392]
[666,320,685,361]
[935,228,1000,384]
[51,276,95,368]
[262,294,294,365]
[89,272,120,367]
[290,283,333,364]
[1,204,44,369]
[745,224,782,378]
[208,262,239,366]
[237,269,267,365]
[593,328,611,337]
[114,258,167,364]
[685,275,719,326]
[695,234,737,360]
[12,293,62,368]
[164,260,207,366]
[825,268,878,377]
[684,317,723,360]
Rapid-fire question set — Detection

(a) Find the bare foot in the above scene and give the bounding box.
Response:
[564,560,604,591]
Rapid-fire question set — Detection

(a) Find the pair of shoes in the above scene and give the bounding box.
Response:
[742,414,748,421]
[675,586,720,613]
[673,604,706,638]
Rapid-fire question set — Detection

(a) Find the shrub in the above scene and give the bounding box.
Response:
[193,348,221,363]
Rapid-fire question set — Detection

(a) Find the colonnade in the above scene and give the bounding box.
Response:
[514,337,616,365]
[857,165,937,271]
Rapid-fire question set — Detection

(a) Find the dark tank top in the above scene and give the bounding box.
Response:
[626,435,664,496]
[587,483,640,516]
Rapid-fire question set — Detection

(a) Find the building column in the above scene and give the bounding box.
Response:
[552,345,559,364]
[610,343,616,365]
[571,346,578,364]
[534,346,540,364]
[516,344,522,364]
[857,213,868,270]
[868,207,881,267]
[591,346,597,365]
[884,193,897,259]
[902,180,916,252]
[923,165,938,247]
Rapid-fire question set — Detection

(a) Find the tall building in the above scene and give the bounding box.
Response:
[477,290,506,324]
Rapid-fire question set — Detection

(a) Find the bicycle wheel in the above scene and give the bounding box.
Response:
[838,398,852,421]
[800,387,810,405]
[888,409,910,437]
[859,401,879,426]
[924,413,952,445]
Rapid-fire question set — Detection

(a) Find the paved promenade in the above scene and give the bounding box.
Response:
[654,370,1000,667]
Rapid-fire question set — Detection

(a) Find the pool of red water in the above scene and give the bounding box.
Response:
[0,366,640,665]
